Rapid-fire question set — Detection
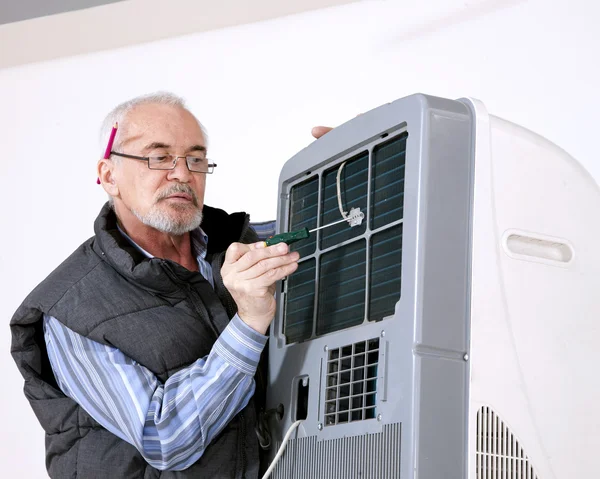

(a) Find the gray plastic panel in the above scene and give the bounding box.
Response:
[265,94,474,479]
[418,107,473,354]
[272,423,402,478]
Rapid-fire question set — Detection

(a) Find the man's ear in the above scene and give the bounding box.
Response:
[97,159,119,196]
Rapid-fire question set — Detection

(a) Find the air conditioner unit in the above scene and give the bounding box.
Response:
[262,94,600,478]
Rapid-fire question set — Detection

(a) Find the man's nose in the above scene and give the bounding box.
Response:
[167,157,191,182]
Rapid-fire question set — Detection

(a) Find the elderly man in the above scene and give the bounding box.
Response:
[11,92,331,478]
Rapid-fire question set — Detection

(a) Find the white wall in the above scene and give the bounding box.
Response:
[1,0,598,475]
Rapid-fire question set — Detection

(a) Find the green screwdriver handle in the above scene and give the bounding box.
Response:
[264,227,310,246]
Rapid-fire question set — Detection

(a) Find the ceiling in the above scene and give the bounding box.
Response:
[0,0,125,25]
[0,0,358,68]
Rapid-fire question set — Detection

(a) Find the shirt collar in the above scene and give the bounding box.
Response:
[116,223,209,261]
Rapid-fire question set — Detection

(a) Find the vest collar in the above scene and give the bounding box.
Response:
[92,203,249,294]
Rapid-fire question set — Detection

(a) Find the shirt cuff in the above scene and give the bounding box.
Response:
[250,221,277,241]
[213,314,268,376]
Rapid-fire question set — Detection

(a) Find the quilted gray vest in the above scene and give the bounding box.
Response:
[10,203,263,478]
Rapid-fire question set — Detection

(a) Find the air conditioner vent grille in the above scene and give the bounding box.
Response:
[324,338,379,426]
[476,406,539,479]
[283,132,407,344]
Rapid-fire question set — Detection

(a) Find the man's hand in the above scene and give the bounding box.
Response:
[311,126,333,139]
[313,114,362,138]
[220,122,336,334]
[222,242,299,334]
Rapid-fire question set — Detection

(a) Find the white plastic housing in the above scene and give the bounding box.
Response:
[466,98,600,479]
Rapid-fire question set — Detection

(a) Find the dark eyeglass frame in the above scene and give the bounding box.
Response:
[110,151,217,174]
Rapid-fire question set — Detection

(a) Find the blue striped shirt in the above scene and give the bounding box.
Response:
[43,221,275,471]
[117,224,215,286]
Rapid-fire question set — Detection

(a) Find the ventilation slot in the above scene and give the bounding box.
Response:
[288,176,318,257]
[317,239,366,335]
[476,407,539,479]
[324,338,379,426]
[369,224,402,321]
[371,133,407,229]
[285,259,316,343]
[320,152,368,250]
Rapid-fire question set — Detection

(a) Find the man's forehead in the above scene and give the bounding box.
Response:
[119,104,205,148]
[125,104,201,131]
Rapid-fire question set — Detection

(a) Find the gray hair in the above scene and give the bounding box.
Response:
[99,91,207,158]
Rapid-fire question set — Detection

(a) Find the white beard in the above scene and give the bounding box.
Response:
[131,183,203,235]
[132,203,203,236]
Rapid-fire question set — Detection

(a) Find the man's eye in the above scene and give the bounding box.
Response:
[187,157,206,164]
[151,156,170,163]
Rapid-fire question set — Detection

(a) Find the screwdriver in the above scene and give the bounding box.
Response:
[264,214,362,246]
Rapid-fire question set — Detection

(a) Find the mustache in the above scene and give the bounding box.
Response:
[155,183,199,207]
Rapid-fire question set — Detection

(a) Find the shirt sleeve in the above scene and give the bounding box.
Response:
[250,221,277,241]
[43,313,267,471]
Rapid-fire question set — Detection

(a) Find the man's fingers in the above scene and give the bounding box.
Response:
[312,114,363,139]
[262,261,299,285]
[243,261,299,289]
[236,252,300,281]
[224,242,251,265]
[228,242,290,272]
[311,126,334,139]
[224,241,269,265]
[221,241,300,333]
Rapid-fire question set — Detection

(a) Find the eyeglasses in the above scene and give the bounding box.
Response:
[110,151,217,174]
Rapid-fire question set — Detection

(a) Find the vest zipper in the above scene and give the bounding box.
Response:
[162,262,221,338]
[210,254,250,479]
[186,284,221,338]
[211,253,242,322]
[178,216,255,477]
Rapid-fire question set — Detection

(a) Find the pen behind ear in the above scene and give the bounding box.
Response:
[97,122,119,184]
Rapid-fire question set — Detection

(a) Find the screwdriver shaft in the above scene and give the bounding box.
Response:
[309,216,349,233]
